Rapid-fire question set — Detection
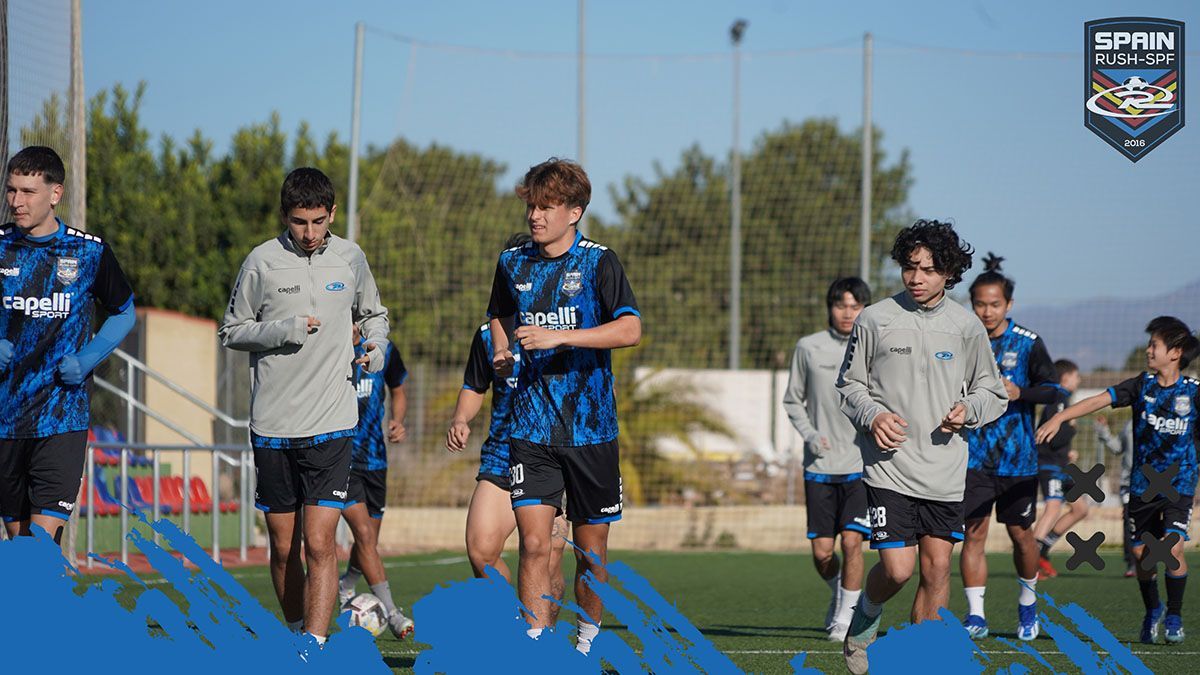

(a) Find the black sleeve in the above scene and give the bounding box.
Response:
[94,241,135,314]
[1019,338,1059,405]
[462,328,492,394]
[597,249,640,323]
[486,259,516,319]
[1108,375,1143,409]
[383,344,407,388]
[1049,421,1077,450]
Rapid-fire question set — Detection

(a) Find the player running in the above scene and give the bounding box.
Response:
[1038,316,1199,645]
[0,146,136,543]
[487,158,641,654]
[837,220,1007,675]
[960,254,1059,641]
[220,167,389,644]
[336,324,414,639]
[1095,415,1137,577]
[782,276,872,642]
[1032,359,1084,579]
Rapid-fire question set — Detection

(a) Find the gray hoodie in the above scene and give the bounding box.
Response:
[836,291,1008,502]
[220,232,389,439]
[783,328,862,475]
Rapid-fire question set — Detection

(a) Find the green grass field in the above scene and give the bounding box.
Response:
[87,549,1199,673]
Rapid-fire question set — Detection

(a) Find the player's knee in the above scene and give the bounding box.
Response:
[920,556,951,583]
[520,533,551,560]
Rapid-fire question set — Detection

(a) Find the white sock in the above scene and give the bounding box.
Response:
[370,581,399,615]
[965,586,986,618]
[576,619,600,654]
[340,565,361,593]
[860,592,883,619]
[287,619,303,632]
[825,573,841,592]
[309,633,327,646]
[836,587,861,626]
[1018,577,1038,606]
[526,627,543,640]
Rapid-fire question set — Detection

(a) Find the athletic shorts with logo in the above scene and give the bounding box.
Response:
[866,484,965,549]
[347,467,387,518]
[508,438,621,524]
[1128,493,1194,542]
[253,435,352,513]
[805,474,870,539]
[1038,465,1075,502]
[0,430,88,522]
[963,468,1037,528]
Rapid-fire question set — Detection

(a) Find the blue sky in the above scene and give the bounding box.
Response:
[75,0,1200,305]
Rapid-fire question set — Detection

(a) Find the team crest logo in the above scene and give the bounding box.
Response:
[1001,351,1019,369]
[561,270,583,296]
[56,257,79,285]
[1085,18,1185,161]
[1174,395,1192,416]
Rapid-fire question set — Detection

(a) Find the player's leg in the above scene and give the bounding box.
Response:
[805,478,841,631]
[24,431,87,543]
[913,534,955,623]
[465,476,517,580]
[254,445,305,630]
[342,502,381,585]
[1035,468,1064,577]
[296,436,354,640]
[0,439,32,539]
[959,470,995,637]
[515,503,558,631]
[358,468,412,639]
[997,477,1040,640]
[1162,497,1191,643]
[1122,489,1136,577]
[547,514,569,625]
[829,479,869,641]
[571,521,609,645]
[561,439,622,654]
[1130,497,1165,643]
[337,469,370,606]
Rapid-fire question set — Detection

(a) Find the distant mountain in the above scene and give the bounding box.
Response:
[1014,279,1200,372]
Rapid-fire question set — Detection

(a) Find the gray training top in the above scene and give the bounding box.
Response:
[219,232,390,439]
[836,291,1008,502]
[783,328,863,475]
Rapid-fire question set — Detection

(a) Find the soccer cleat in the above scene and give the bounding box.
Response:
[1017,603,1039,641]
[843,603,881,675]
[1165,615,1185,644]
[337,575,356,608]
[388,609,415,640]
[1124,565,1136,579]
[1037,557,1058,579]
[963,614,989,640]
[828,621,849,643]
[1141,605,1164,644]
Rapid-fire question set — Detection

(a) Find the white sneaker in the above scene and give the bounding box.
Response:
[337,576,356,608]
[829,621,849,642]
[388,609,415,639]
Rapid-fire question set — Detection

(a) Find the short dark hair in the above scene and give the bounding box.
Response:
[826,277,871,317]
[280,167,335,217]
[890,220,974,289]
[1054,359,1079,381]
[503,232,532,250]
[7,146,65,186]
[970,252,1015,302]
[515,158,590,216]
[1146,316,1200,369]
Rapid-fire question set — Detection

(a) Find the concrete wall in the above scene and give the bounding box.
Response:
[140,308,218,478]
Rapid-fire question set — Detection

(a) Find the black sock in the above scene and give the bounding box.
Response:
[1139,576,1161,612]
[1040,533,1060,558]
[1166,574,1187,617]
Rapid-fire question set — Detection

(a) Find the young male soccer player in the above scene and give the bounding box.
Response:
[220,167,389,643]
[0,146,135,543]
[837,220,1008,674]
[1033,359,1084,579]
[1095,415,1137,577]
[487,159,641,654]
[782,276,872,642]
[1038,317,1199,645]
[336,324,414,639]
[960,254,1059,641]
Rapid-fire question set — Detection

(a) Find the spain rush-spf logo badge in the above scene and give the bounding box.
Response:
[56,257,79,285]
[1085,18,1185,162]
[561,270,583,297]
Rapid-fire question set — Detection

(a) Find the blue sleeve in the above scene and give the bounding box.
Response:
[74,298,136,376]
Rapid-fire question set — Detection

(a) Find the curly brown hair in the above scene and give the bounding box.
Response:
[515,158,591,214]
[890,220,974,289]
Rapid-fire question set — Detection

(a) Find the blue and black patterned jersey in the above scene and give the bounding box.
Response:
[463,324,519,478]
[967,320,1056,476]
[487,232,639,446]
[1110,372,1200,498]
[1036,385,1076,469]
[352,342,407,471]
[0,220,133,439]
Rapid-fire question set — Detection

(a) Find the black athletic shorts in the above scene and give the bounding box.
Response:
[508,438,622,524]
[1128,493,1194,543]
[866,484,965,549]
[963,469,1038,528]
[1038,466,1067,502]
[805,476,870,539]
[477,472,511,492]
[253,436,352,514]
[0,430,88,523]
[347,467,387,519]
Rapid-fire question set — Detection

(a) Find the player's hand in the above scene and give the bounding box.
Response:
[493,348,516,376]
[387,419,407,443]
[0,339,13,371]
[812,436,832,455]
[447,420,471,452]
[514,325,565,351]
[353,340,376,368]
[870,412,908,450]
[1093,415,1110,432]
[1002,378,1021,401]
[940,403,967,433]
[1035,417,1062,444]
[58,354,85,385]
[1067,449,1079,463]
[305,316,321,334]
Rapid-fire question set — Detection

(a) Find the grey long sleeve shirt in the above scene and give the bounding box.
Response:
[783,328,862,475]
[836,292,1008,502]
[220,232,390,439]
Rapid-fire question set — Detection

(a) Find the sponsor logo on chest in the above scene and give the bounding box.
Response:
[520,306,579,330]
[3,292,73,319]
[0,267,19,277]
[278,284,301,295]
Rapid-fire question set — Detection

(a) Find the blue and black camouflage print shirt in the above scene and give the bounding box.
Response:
[463,323,519,478]
[1110,372,1200,499]
[352,342,407,471]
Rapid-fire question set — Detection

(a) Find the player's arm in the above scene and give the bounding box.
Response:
[59,242,137,385]
[1010,338,1058,404]
[1036,375,1138,444]
[486,258,518,374]
[836,320,906,449]
[448,330,492,452]
[385,345,408,443]
[515,249,641,351]
[781,342,823,448]
[951,327,1009,430]
[351,256,391,373]
[219,266,312,351]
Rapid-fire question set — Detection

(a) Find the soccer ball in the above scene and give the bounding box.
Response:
[1123,76,1149,91]
[343,593,389,637]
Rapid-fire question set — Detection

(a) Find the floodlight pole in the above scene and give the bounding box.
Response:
[347,21,365,243]
[729,20,747,371]
[69,0,85,231]
[576,0,586,235]
[859,32,873,283]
